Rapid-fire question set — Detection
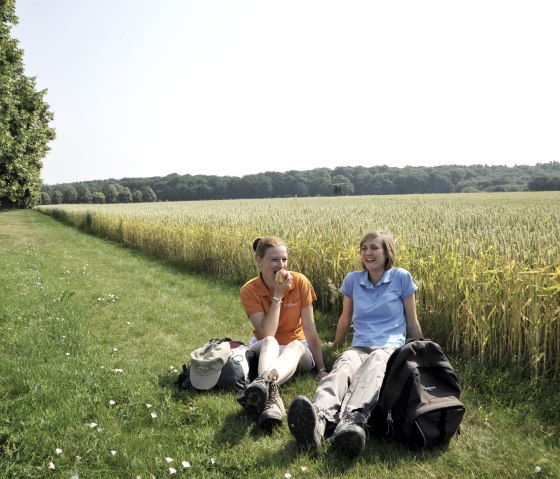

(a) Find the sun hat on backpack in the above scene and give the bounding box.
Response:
[178,338,257,393]
[189,340,232,390]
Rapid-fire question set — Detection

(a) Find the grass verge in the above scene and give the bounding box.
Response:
[0,210,558,479]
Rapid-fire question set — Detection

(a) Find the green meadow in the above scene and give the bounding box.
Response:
[1,205,559,478]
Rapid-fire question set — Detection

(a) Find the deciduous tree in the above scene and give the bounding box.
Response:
[78,186,93,204]
[63,185,78,203]
[91,191,105,204]
[131,189,143,202]
[51,190,63,204]
[0,1,55,208]
[117,186,132,203]
[141,186,156,202]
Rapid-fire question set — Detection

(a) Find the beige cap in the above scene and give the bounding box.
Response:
[189,341,231,390]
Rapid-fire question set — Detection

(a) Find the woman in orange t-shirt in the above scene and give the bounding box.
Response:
[238,236,327,430]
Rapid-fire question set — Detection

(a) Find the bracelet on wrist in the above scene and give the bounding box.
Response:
[272,296,282,302]
[317,367,327,373]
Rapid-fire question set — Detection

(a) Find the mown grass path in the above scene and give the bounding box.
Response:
[1,210,558,478]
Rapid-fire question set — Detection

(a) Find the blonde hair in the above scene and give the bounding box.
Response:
[359,230,395,270]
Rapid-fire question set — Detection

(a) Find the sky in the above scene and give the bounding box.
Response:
[12,1,560,185]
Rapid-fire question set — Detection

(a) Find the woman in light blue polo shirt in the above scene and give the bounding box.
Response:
[288,230,424,457]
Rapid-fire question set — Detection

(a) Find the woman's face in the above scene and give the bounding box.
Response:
[360,236,387,273]
[259,245,288,278]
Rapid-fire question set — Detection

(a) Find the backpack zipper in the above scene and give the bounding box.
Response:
[387,410,394,437]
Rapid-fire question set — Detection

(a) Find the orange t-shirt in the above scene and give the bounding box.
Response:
[240,271,317,345]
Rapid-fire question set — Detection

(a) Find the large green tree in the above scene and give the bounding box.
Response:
[0,0,55,209]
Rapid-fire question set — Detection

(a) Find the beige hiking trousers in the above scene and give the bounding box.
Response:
[312,346,394,424]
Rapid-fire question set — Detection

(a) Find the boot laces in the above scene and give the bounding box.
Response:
[264,382,283,411]
[343,410,367,429]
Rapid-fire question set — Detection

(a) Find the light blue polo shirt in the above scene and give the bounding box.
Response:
[340,268,417,348]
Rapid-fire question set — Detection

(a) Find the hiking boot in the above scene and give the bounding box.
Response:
[328,410,367,458]
[287,396,325,449]
[258,381,285,430]
[239,369,279,414]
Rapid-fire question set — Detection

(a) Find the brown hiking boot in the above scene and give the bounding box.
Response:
[258,381,285,430]
[239,369,279,414]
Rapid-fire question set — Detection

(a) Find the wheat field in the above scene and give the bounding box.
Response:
[35,192,560,385]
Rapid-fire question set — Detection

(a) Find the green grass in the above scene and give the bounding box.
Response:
[0,210,558,479]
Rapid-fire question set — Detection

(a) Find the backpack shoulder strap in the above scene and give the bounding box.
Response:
[377,342,418,411]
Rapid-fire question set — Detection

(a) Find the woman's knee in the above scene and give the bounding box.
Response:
[285,340,306,355]
[261,336,279,348]
[330,351,361,378]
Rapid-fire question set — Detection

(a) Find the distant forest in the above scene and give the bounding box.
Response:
[40,162,560,204]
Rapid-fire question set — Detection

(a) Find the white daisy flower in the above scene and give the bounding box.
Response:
[168,467,176,475]
[182,461,191,468]
[165,457,173,463]
[55,448,62,455]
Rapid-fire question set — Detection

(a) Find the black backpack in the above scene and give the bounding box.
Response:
[370,339,465,449]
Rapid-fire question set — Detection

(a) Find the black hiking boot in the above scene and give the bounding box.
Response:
[328,410,368,458]
[239,369,279,414]
[287,396,325,449]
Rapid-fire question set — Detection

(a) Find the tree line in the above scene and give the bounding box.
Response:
[40,162,560,204]
[39,184,157,205]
